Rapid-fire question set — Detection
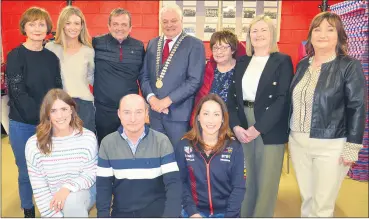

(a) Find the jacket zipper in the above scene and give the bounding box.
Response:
[200,154,215,216]
[119,45,123,62]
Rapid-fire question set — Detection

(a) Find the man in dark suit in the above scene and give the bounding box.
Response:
[139,4,206,147]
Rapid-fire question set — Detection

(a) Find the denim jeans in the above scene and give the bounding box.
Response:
[62,184,96,217]
[181,209,225,218]
[73,98,95,133]
[9,120,36,209]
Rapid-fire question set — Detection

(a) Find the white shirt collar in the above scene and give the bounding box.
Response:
[164,31,182,43]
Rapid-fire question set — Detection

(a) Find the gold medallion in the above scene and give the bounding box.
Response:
[156,79,163,89]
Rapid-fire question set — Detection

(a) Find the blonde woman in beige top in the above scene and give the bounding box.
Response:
[289,12,366,217]
[46,6,95,132]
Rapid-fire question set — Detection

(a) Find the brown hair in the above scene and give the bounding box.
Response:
[19,7,53,36]
[210,30,239,58]
[36,89,83,154]
[305,11,348,57]
[109,8,132,27]
[183,94,234,154]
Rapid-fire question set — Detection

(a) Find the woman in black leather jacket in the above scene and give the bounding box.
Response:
[289,12,366,217]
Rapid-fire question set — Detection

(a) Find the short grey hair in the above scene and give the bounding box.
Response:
[160,4,183,21]
[109,8,132,27]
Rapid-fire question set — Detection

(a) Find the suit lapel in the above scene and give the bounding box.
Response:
[255,53,280,101]
[158,37,164,69]
[234,56,251,102]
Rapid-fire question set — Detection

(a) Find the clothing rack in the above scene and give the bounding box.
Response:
[331,0,369,181]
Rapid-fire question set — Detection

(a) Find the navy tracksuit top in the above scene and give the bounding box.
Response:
[175,139,246,217]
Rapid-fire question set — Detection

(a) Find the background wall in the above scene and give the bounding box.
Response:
[1,0,342,68]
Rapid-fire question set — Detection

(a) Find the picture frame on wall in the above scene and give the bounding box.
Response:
[159,0,282,41]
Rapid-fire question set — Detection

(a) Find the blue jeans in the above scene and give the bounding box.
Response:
[9,120,36,209]
[73,98,95,133]
[181,209,225,218]
[62,184,96,217]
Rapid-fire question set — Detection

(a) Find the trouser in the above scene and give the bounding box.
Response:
[95,102,121,145]
[289,131,350,217]
[240,106,285,218]
[9,119,36,209]
[73,98,95,133]
[111,198,165,218]
[62,184,96,217]
[149,116,189,148]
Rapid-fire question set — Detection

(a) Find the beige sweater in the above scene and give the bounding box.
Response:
[45,41,94,101]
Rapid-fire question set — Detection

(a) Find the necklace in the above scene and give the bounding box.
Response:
[155,34,187,88]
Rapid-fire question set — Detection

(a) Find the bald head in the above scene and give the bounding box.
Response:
[119,94,147,110]
[117,94,148,137]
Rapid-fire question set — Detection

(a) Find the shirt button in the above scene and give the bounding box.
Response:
[233,80,235,83]
[269,95,272,98]
[273,82,277,85]
[234,94,236,97]
[236,107,238,110]
[266,107,269,110]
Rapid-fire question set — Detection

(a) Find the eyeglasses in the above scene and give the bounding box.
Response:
[212,45,231,52]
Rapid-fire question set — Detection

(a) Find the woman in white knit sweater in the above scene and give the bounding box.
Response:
[45,6,95,132]
[25,88,98,217]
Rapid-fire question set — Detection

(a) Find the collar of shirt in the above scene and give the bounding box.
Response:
[163,31,182,50]
[121,129,146,145]
[121,129,146,154]
[309,54,337,65]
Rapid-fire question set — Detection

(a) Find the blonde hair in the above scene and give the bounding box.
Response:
[245,14,279,56]
[19,7,53,36]
[54,6,92,49]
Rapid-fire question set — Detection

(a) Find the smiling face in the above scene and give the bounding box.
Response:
[311,19,338,54]
[63,14,82,40]
[198,100,223,137]
[249,20,271,51]
[118,95,147,136]
[49,99,72,133]
[24,19,48,42]
[212,41,234,65]
[108,14,132,42]
[161,9,183,39]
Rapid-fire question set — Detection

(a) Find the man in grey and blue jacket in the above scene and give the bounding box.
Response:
[96,94,182,217]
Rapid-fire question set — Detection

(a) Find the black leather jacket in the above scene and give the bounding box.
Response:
[290,55,367,144]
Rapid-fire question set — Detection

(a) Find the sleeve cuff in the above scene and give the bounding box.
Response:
[147,93,155,102]
[341,142,363,162]
[62,183,78,193]
[185,206,198,217]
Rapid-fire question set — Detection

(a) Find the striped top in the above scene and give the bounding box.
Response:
[25,128,98,217]
[96,125,182,217]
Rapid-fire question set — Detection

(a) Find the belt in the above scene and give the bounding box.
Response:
[243,100,254,108]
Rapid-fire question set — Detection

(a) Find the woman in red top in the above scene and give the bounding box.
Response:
[191,31,245,126]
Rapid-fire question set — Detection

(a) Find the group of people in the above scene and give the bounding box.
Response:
[5,2,366,218]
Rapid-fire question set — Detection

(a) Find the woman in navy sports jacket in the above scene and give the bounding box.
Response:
[175,94,246,218]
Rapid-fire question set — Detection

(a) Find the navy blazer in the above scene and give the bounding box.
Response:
[227,52,294,144]
[139,32,206,121]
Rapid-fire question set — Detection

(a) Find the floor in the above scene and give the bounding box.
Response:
[1,135,368,217]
